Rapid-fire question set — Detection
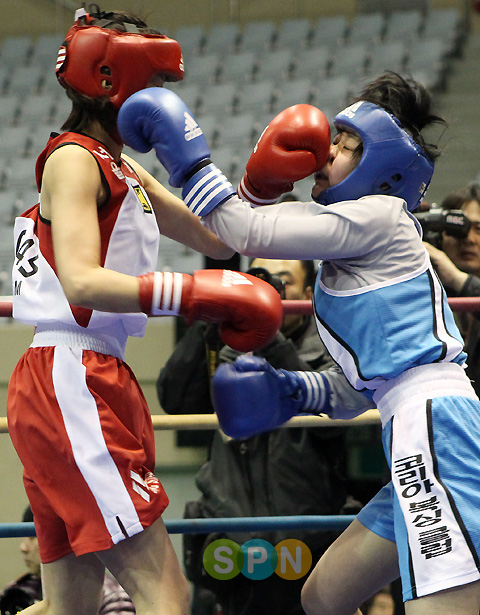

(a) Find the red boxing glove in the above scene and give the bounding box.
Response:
[138,269,283,352]
[238,104,331,206]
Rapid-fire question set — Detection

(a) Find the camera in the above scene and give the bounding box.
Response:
[246,267,286,299]
[414,208,471,249]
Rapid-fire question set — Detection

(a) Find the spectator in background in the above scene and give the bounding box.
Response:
[158,258,351,615]
[360,586,395,615]
[423,183,480,395]
[0,506,136,615]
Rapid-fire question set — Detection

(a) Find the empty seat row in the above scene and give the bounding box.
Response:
[172,8,464,56]
[167,74,351,119]
[0,91,71,128]
[0,33,62,69]
[180,35,452,92]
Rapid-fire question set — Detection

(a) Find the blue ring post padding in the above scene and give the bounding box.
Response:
[0,515,356,538]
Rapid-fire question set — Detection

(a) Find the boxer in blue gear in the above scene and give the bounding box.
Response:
[116,70,480,614]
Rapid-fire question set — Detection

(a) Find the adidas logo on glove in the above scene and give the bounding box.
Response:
[184,112,203,141]
[221,270,253,287]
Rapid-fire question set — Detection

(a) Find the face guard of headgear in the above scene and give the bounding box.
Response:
[56,8,184,110]
[315,101,434,212]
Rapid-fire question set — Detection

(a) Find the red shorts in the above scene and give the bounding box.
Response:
[7,346,169,563]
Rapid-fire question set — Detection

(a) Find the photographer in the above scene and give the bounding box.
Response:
[421,184,480,395]
[157,258,350,615]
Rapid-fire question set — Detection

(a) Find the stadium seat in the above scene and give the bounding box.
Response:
[6,66,43,96]
[291,46,331,80]
[165,83,202,115]
[405,38,449,90]
[2,156,38,192]
[274,18,312,50]
[0,189,19,226]
[329,43,369,79]
[203,23,240,55]
[17,93,55,126]
[238,20,276,53]
[365,41,406,78]
[0,35,32,68]
[0,95,21,126]
[31,33,63,68]
[312,75,351,111]
[197,83,238,117]
[219,51,257,84]
[383,9,424,44]
[310,16,348,49]
[209,145,239,179]
[254,48,294,84]
[236,80,276,116]
[347,12,386,46]
[173,25,205,56]
[272,78,315,113]
[422,7,464,56]
[215,112,256,148]
[183,53,221,85]
[0,125,33,158]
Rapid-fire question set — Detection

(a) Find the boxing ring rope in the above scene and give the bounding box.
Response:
[1,296,480,318]
[0,515,357,539]
[1,294,479,538]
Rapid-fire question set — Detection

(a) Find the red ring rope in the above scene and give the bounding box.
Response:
[1,297,480,319]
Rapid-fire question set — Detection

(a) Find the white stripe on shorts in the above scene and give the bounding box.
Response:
[52,346,144,544]
[391,398,480,598]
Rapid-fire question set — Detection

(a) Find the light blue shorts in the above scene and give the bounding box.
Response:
[357,393,480,601]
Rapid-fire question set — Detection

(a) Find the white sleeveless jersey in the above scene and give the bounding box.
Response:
[12,132,159,357]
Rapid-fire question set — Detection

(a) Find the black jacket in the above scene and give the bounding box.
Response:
[157,318,348,555]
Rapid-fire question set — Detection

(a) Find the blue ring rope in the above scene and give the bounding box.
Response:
[0,515,356,538]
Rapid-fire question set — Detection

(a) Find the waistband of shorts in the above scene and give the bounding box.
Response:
[31,324,126,359]
[372,363,477,427]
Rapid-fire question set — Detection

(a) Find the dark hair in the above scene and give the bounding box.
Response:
[299,260,316,289]
[441,183,480,211]
[247,259,316,291]
[61,6,160,134]
[352,71,446,162]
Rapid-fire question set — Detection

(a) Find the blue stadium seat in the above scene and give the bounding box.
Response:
[292,46,331,80]
[203,23,240,55]
[310,16,348,49]
[238,20,276,53]
[0,36,32,68]
[236,80,276,116]
[272,78,315,113]
[0,95,21,126]
[215,112,255,148]
[254,48,294,84]
[173,25,205,56]
[183,53,221,85]
[197,83,238,117]
[219,51,257,84]
[383,9,424,44]
[348,12,386,46]
[329,43,369,79]
[274,18,312,50]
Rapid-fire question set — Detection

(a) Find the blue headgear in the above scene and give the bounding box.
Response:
[315,101,434,212]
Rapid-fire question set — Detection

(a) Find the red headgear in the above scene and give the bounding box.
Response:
[56,11,184,109]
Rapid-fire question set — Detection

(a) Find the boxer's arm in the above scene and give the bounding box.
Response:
[118,88,235,215]
[123,154,234,260]
[212,356,372,438]
[237,104,331,206]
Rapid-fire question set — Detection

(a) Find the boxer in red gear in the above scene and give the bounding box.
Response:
[7,7,280,615]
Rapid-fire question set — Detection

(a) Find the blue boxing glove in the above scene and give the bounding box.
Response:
[117,87,235,215]
[212,355,331,439]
